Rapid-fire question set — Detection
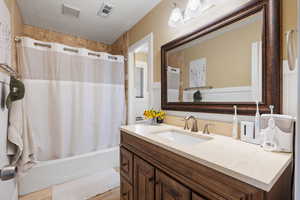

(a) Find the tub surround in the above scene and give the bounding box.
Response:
[120,124,292,193]
[18,147,119,196]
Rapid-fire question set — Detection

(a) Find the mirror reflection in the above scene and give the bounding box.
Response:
[167,12,263,103]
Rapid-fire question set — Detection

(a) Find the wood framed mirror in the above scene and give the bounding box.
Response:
[161,0,281,115]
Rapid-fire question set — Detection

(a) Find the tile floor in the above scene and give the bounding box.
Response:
[89,187,120,200]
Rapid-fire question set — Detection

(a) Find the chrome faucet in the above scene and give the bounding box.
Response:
[203,123,214,134]
[184,116,198,132]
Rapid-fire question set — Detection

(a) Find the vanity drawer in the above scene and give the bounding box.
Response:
[156,169,191,200]
[120,147,133,183]
[121,177,133,200]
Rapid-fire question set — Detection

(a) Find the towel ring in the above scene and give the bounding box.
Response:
[286,30,298,71]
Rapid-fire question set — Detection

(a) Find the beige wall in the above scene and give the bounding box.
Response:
[110,32,129,55]
[135,52,148,63]
[169,17,262,89]
[282,0,298,59]
[128,0,298,82]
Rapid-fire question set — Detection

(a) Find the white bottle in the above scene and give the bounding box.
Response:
[232,105,239,139]
[262,105,278,151]
[254,101,261,143]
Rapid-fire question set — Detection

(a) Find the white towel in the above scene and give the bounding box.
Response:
[7,99,37,174]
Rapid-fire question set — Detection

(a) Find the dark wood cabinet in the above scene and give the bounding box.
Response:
[156,170,191,200]
[121,178,133,200]
[120,147,133,183]
[192,193,207,200]
[134,156,155,200]
[120,131,292,200]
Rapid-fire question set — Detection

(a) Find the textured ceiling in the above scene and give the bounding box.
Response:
[17,0,161,44]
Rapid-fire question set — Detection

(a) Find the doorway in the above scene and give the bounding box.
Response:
[128,33,154,124]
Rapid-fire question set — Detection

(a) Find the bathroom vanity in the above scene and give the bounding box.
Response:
[119,124,293,200]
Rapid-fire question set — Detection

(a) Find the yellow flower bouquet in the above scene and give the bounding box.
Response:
[143,109,166,124]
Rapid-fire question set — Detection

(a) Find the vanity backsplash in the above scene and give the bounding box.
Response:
[164,115,233,137]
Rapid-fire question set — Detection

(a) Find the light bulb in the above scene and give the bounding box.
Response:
[200,0,213,11]
[184,0,201,20]
[168,7,184,27]
[184,0,213,21]
[187,0,201,11]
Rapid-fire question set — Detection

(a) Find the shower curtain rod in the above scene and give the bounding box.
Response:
[14,36,128,61]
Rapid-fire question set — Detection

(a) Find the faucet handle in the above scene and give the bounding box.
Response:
[183,116,189,130]
[203,123,214,134]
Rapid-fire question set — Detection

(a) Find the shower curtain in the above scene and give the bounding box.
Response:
[17,37,125,161]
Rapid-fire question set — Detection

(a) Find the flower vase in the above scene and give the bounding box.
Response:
[156,118,164,124]
[151,118,158,125]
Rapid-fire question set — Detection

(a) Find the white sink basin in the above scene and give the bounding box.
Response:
[155,130,211,146]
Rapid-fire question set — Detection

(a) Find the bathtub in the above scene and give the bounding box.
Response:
[18,147,119,196]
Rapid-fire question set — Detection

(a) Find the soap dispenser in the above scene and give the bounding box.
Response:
[232,105,239,139]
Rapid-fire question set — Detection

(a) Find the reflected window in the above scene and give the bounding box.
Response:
[135,67,144,98]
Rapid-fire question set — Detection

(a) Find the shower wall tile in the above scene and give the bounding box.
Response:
[110,32,129,56]
[23,25,111,53]
[111,32,130,124]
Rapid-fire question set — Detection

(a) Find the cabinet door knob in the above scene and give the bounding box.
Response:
[148,176,155,182]
[169,188,179,197]
[122,162,128,167]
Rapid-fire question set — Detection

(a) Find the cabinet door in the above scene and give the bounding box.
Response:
[134,156,155,200]
[156,170,191,200]
[121,177,133,200]
[192,193,207,200]
[120,147,133,183]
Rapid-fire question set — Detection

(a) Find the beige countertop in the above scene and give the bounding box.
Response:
[120,124,292,192]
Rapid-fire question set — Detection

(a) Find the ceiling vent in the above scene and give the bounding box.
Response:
[97,2,114,17]
[62,3,80,18]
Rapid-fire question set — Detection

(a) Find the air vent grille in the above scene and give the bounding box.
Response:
[62,4,80,18]
[97,2,114,17]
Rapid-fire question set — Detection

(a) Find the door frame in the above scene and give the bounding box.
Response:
[128,33,154,124]
[295,0,300,197]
